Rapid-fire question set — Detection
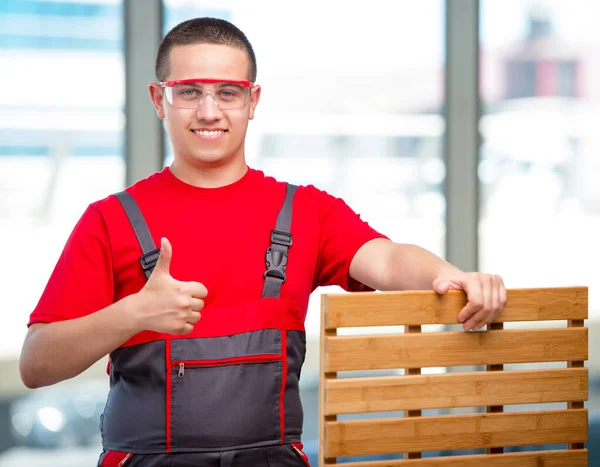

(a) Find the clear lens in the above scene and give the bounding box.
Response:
[166,82,250,110]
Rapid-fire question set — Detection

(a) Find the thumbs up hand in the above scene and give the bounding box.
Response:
[133,238,207,335]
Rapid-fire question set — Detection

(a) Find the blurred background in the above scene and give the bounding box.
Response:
[0,0,598,465]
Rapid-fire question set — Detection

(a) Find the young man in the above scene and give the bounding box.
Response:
[20,17,507,467]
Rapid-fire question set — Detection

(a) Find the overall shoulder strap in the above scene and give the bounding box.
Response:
[113,191,160,280]
[262,183,298,298]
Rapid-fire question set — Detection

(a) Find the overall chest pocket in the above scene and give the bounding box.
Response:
[169,330,284,450]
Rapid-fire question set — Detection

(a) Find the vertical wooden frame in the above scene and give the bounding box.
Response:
[320,296,337,466]
[568,319,586,450]
[486,322,504,455]
[405,325,423,459]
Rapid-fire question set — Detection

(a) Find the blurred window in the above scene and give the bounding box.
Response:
[479,0,600,408]
[0,0,124,461]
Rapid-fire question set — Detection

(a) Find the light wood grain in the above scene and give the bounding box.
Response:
[324,409,588,457]
[568,319,586,450]
[325,449,587,466]
[324,368,588,415]
[319,288,589,466]
[320,293,338,465]
[324,328,588,372]
[485,321,505,454]
[323,287,588,329]
[404,325,422,459]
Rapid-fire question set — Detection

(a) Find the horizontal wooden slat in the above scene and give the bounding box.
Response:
[325,328,588,372]
[324,368,588,415]
[323,287,588,329]
[332,449,587,467]
[325,409,588,457]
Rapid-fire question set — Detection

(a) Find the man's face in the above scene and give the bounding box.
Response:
[149,43,260,168]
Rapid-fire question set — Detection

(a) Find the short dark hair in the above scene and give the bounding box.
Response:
[156,17,257,82]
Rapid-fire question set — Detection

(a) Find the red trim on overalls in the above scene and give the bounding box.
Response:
[165,339,172,453]
[101,451,133,467]
[171,354,282,368]
[279,329,287,443]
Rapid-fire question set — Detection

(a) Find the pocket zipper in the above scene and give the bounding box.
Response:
[291,443,310,466]
[173,354,282,378]
[117,453,133,466]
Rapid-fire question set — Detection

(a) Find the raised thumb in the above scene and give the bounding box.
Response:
[153,237,172,275]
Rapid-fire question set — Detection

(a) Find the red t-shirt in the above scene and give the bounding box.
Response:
[28,167,387,331]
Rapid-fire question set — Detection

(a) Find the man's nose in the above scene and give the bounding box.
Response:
[196,92,222,119]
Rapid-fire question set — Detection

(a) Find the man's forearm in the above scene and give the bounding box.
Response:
[379,243,463,291]
[351,239,506,330]
[20,294,142,389]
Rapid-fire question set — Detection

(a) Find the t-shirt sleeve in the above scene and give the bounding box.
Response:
[28,205,114,326]
[313,189,388,292]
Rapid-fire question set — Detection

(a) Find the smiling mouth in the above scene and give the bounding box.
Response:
[191,129,227,136]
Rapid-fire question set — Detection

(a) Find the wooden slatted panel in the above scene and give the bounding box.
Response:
[320,288,589,466]
[324,368,588,415]
[324,409,588,458]
[324,287,588,329]
[331,449,587,467]
[324,328,588,372]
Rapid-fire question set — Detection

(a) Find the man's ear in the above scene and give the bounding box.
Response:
[248,85,261,121]
[148,82,165,119]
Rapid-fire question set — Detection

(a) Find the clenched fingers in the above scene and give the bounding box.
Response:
[186,310,201,325]
[185,281,208,299]
[462,274,507,331]
[190,298,204,312]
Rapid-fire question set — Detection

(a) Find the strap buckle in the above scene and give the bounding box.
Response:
[264,247,288,281]
[270,229,292,247]
[139,248,161,271]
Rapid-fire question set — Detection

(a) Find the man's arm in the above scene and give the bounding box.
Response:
[20,238,205,389]
[349,238,507,331]
[21,295,143,388]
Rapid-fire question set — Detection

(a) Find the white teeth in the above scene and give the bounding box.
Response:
[193,130,223,136]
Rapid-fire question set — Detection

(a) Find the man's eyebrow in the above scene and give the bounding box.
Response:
[216,82,245,88]
[178,82,203,87]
